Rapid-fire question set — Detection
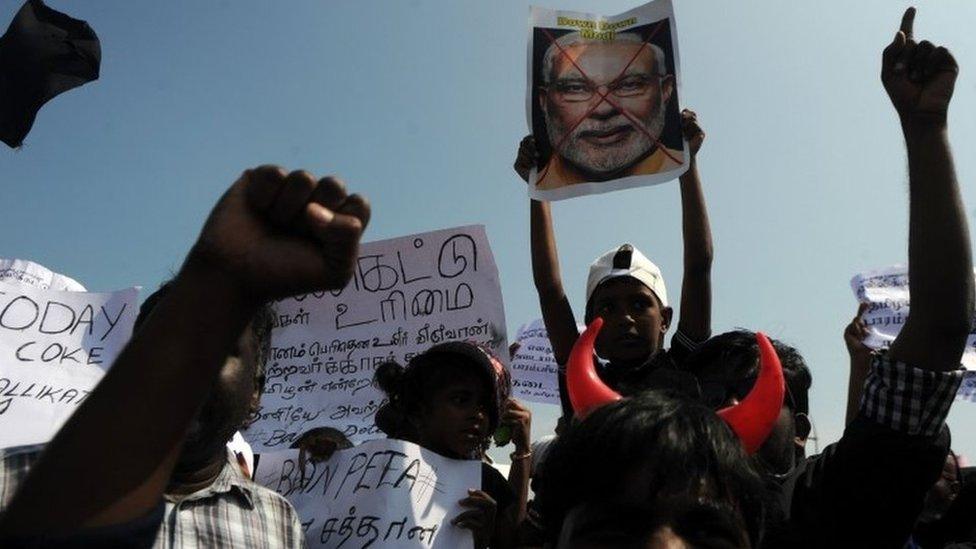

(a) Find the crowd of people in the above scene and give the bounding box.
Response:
[1,6,975,549]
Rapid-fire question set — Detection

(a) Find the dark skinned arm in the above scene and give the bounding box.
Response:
[515,136,580,418]
[883,8,974,371]
[844,303,872,425]
[675,109,713,342]
[0,167,369,535]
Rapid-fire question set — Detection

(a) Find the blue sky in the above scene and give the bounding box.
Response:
[2,0,975,460]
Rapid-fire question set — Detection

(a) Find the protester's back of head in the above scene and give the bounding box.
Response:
[683,330,811,413]
[539,390,764,547]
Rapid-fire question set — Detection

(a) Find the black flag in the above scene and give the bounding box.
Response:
[0,0,100,148]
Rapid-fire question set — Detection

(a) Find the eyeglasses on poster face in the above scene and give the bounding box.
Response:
[546,73,665,103]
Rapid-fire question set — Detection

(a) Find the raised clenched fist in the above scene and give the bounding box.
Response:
[187,166,370,301]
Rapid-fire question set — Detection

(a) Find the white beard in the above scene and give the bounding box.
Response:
[546,99,667,179]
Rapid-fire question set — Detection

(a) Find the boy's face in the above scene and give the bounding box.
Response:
[590,277,672,364]
[415,368,490,460]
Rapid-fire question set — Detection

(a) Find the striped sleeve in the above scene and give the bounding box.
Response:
[859,352,965,437]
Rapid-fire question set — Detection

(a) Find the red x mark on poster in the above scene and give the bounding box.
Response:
[536,21,682,185]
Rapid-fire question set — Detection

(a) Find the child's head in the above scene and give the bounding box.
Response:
[539,390,765,548]
[585,244,673,364]
[373,342,507,459]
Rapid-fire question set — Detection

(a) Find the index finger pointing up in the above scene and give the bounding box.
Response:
[900,7,916,40]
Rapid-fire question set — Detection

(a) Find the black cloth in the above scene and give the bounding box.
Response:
[0,0,100,147]
[762,416,951,548]
[482,462,516,513]
[0,500,163,548]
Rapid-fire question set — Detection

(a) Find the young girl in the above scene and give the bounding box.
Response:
[374,341,531,549]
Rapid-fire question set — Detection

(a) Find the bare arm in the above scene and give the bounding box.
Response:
[844,303,872,425]
[0,167,369,534]
[883,9,974,371]
[501,398,532,528]
[675,110,713,341]
[516,137,581,363]
[515,136,580,418]
[529,199,581,363]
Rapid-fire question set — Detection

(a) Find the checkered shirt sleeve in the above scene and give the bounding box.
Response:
[858,352,965,437]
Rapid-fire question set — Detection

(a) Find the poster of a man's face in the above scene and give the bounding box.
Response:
[527,0,687,200]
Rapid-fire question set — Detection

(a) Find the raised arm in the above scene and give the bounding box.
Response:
[0,167,369,535]
[675,109,713,342]
[515,136,580,417]
[883,8,974,371]
[844,303,872,425]
[791,12,974,544]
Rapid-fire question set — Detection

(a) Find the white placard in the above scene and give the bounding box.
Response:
[254,439,478,549]
[0,282,138,448]
[509,318,583,405]
[244,225,508,451]
[0,258,86,291]
[851,265,976,401]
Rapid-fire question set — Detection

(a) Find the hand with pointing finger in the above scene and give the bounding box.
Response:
[881,7,958,126]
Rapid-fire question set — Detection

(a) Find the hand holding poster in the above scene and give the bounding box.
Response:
[0,282,138,448]
[509,318,583,405]
[851,265,976,402]
[254,439,478,549]
[243,225,508,451]
[527,0,687,200]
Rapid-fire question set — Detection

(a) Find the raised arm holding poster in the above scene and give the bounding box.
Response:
[0,282,138,448]
[527,0,687,201]
[851,265,976,402]
[254,439,478,548]
[243,225,508,451]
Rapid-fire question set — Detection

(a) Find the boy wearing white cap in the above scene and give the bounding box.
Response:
[514,110,713,418]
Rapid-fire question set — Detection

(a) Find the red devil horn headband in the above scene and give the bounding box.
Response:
[565,319,785,455]
[566,318,622,416]
[716,332,785,454]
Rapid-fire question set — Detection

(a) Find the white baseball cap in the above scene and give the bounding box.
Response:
[585,244,668,308]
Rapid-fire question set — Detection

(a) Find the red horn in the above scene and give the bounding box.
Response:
[717,332,786,454]
[567,318,622,417]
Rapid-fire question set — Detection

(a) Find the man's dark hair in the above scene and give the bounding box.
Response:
[539,391,765,546]
[134,281,274,390]
[683,330,812,415]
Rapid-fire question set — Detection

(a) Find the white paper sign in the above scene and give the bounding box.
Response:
[0,282,138,448]
[851,265,976,401]
[254,439,478,549]
[509,318,583,405]
[526,0,687,201]
[0,258,86,291]
[960,372,976,402]
[243,225,508,451]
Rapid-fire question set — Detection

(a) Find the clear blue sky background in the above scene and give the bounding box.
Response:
[2,0,975,460]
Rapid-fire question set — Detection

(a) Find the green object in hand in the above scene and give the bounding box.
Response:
[493,424,512,446]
